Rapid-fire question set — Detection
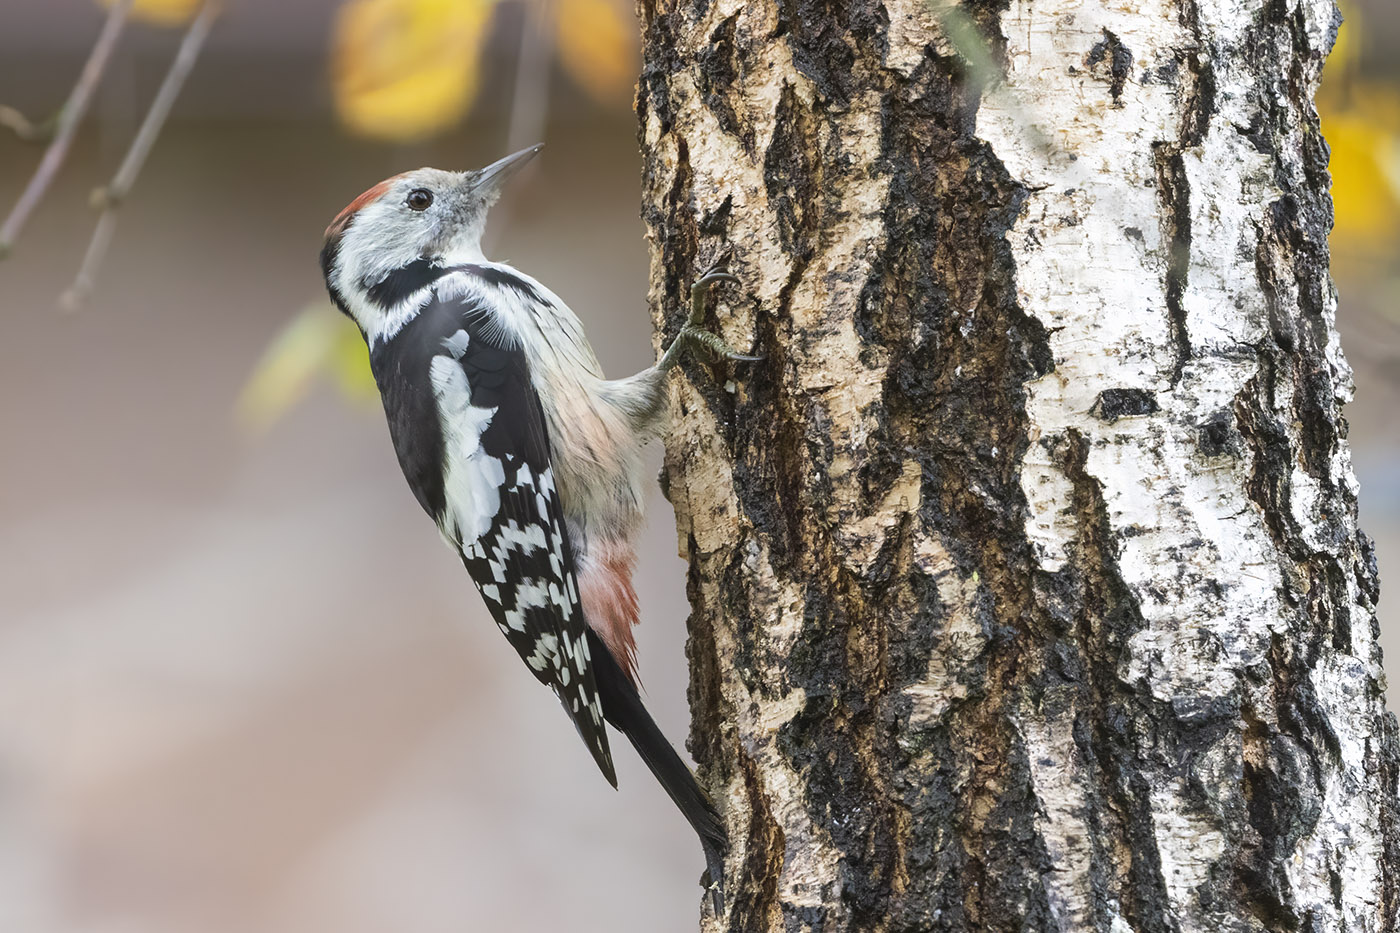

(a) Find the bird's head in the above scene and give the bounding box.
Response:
[320,145,542,335]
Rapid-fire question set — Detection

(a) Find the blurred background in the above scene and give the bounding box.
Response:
[0,1,1397,932]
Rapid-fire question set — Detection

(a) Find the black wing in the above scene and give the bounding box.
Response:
[370,292,615,785]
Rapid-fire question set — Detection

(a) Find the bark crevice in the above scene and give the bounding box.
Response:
[638,0,1398,929]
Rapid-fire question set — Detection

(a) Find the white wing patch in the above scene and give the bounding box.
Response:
[428,323,606,742]
[429,348,504,544]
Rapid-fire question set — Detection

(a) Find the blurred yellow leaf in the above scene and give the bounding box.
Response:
[329,322,380,402]
[332,0,495,141]
[1321,82,1400,251]
[552,0,635,103]
[237,304,374,432]
[1381,135,1400,203]
[99,0,204,27]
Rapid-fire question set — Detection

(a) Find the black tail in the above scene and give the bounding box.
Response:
[588,631,729,911]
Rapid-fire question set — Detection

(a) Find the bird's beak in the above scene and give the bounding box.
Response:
[472,144,543,198]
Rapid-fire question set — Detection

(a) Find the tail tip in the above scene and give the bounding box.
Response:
[701,837,727,915]
[593,746,618,789]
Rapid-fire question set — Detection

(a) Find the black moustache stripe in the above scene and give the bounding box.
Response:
[365,258,451,308]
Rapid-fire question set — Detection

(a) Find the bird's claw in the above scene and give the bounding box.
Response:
[660,265,759,371]
[688,268,740,326]
[690,270,739,302]
[681,324,763,363]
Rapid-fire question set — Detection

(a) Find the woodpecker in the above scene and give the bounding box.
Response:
[319,145,752,910]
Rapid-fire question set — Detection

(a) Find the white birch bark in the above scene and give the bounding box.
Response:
[637,0,1398,929]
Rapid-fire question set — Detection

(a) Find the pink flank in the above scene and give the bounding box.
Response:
[578,540,641,687]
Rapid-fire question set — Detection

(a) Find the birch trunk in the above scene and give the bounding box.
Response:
[637,0,1398,930]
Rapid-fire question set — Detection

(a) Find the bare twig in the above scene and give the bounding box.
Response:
[505,0,552,154]
[0,0,135,259]
[95,1,220,211]
[0,105,59,143]
[58,210,118,313]
[61,1,220,310]
[480,1,553,251]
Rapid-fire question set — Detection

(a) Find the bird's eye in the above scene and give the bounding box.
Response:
[406,189,434,211]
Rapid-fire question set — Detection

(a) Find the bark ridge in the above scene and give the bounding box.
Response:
[638,0,1397,930]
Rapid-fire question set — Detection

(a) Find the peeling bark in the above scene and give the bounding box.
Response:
[637,0,1398,930]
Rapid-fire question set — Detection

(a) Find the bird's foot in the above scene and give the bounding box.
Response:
[659,263,761,371]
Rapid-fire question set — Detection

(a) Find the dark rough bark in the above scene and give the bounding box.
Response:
[637,0,1398,930]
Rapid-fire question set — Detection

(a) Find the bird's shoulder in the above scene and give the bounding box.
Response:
[364,280,537,522]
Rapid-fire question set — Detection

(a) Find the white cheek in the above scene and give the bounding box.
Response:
[349,208,429,282]
[332,208,433,338]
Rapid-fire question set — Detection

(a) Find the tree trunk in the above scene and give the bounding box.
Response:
[637,0,1398,930]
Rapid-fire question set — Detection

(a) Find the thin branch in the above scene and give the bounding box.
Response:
[0,105,59,143]
[61,1,220,311]
[480,1,553,253]
[0,0,135,259]
[58,211,117,313]
[505,0,553,154]
[95,1,220,210]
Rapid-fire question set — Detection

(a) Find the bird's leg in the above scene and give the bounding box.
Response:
[658,263,761,372]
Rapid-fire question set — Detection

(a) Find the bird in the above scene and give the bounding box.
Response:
[318,144,755,911]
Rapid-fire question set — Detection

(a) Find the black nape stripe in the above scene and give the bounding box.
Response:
[366,258,451,308]
[340,256,548,316]
[466,264,547,305]
[319,237,353,319]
